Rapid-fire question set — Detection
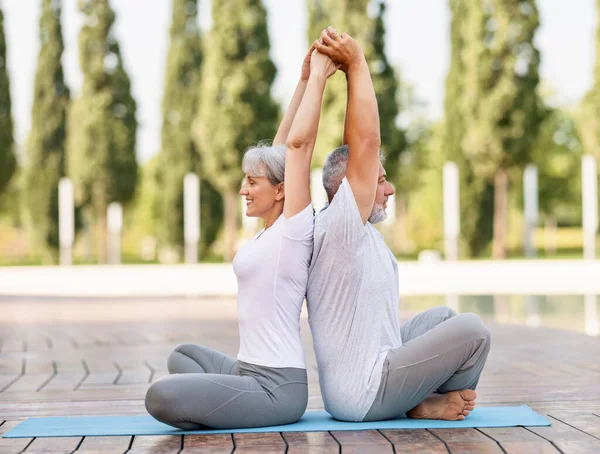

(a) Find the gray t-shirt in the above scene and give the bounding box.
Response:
[307,177,403,421]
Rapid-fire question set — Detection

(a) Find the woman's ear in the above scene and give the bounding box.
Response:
[275,182,285,202]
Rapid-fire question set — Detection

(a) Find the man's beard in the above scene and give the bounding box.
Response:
[368,203,387,224]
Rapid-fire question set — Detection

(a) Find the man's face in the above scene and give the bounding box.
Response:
[369,163,395,224]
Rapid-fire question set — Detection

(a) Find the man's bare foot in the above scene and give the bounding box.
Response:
[406,390,477,421]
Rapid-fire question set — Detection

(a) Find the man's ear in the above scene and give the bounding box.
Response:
[275,182,285,202]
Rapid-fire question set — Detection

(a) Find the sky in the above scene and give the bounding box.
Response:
[2,0,597,164]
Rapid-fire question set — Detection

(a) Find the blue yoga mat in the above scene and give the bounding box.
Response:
[3,405,550,438]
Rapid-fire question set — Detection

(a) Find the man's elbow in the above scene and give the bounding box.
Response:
[361,133,381,155]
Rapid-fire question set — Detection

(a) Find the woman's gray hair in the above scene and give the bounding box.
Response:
[322,145,386,200]
[242,141,286,186]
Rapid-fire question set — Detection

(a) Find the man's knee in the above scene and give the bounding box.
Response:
[456,312,491,342]
[430,305,457,321]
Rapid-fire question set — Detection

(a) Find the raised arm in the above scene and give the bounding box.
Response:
[316,29,381,224]
[273,42,317,146]
[342,77,350,146]
[283,51,338,218]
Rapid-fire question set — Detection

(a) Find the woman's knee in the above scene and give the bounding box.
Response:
[167,344,202,373]
[145,377,177,423]
[282,386,309,424]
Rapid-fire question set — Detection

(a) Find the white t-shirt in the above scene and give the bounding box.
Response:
[307,178,402,421]
[233,203,314,369]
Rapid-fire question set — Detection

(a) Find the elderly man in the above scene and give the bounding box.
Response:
[307,28,491,422]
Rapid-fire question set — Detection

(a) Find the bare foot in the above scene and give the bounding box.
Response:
[407,390,477,421]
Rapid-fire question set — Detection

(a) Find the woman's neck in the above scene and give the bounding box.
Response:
[262,202,284,230]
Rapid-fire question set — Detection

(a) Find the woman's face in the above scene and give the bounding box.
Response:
[239,171,283,218]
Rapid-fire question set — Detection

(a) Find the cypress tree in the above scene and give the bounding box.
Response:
[442,0,494,257]
[371,1,406,188]
[25,0,70,262]
[462,0,543,258]
[67,0,138,262]
[193,0,278,261]
[0,5,15,196]
[306,0,375,166]
[155,0,222,260]
[580,0,600,163]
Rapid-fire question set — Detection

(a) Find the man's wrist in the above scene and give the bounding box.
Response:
[346,56,368,76]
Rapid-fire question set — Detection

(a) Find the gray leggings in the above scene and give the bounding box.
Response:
[364,306,491,421]
[145,344,308,430]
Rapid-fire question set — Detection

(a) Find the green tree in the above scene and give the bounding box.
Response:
[306,0,376,166]
[67,0,138,262]
[442,0,494,257]
[193,0,278,261]
[531,108,583,226]
[580,0,600,164]
[155,0,222,260]
[462,0,543,258]
[0,6,15,196]
[24,0,70,262]
[371,1,406,188]
[306,1,407,173]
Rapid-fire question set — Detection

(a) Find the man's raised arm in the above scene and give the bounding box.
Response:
[316,29,380,224]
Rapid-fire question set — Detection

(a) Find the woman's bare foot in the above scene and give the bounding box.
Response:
[406,390,477,421]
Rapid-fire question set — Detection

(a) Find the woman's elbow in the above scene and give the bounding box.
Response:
[286,135,310,152]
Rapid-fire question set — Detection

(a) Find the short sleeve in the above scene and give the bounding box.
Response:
[322,177,367,250]
[282,203,314,241]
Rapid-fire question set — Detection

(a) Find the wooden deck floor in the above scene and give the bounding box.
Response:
[0,296,599,453]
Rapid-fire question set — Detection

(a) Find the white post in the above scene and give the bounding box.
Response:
[58,178,74,266]
[523,164,538,258]
[443,162,460,261]
[107,202,122,265]
[584,294,599,336]
[526,295,541,328]
[184,173,200,264]
[582,155,598,260]
[446,294,460,313]
[311,168,328,213]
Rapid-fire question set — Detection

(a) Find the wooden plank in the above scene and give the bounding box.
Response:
[282,431,339,453]
[23,436,83,453]
[527,415,600,453]
[78,358,120,388]
[429,428,503,453]
[233,433,286,453]
[128,435,182,454]
[0,339,26,353]
[380,429,447,453]
[479,427,559,454]
[0,420,33,454]
[75,435,132,453]
[114,361,152,385]
[330,430,393,453]
[2,359,55,394]
[549,411,600,439]
[42,359,88,392]
[0,357,22,374]
[182,434,234,453]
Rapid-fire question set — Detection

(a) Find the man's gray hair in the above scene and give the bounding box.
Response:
[242,141,286,186]
[322,145,385,201]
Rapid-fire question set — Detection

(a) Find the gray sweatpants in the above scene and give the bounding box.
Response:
[364,306,491,421]
[145,344,308,430]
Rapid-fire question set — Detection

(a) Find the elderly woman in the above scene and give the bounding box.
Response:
[144,41,338,429]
